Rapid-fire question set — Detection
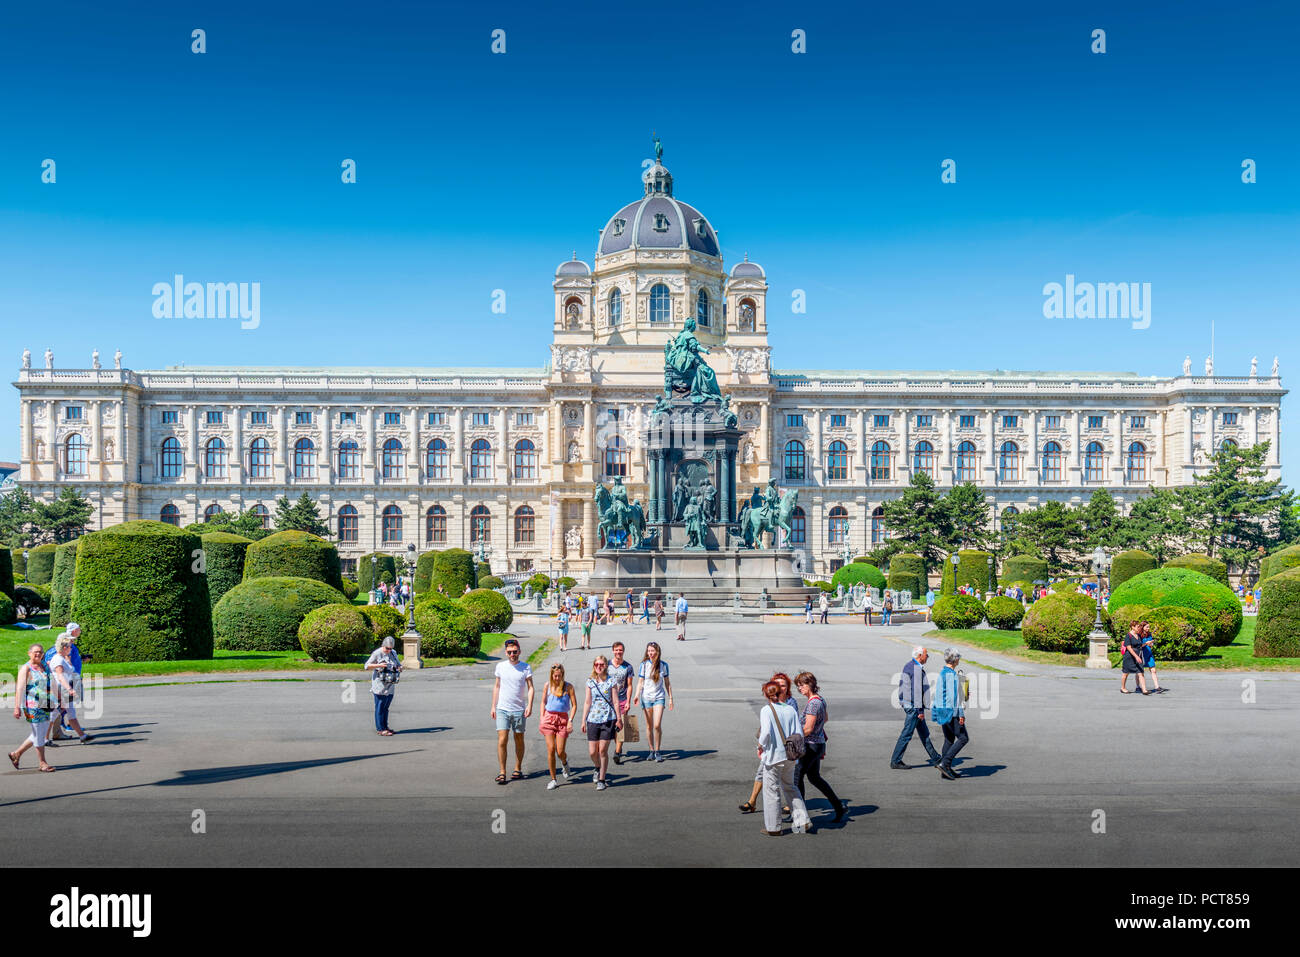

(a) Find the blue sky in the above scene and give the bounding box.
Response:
[2,0,1297,477]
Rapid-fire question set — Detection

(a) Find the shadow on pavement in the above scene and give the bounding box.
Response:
[951,764,1006,778]
[390,726,451,735]
[606,773,673,787]
[26,759,139,772]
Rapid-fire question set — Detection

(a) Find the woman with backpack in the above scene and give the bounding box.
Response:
[755,680,811,836]
[794,672,847,822]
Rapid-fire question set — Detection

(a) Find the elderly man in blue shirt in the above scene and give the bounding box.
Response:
[890,645,943,769]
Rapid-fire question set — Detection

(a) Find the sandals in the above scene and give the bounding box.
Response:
[495,773,507,785]
[39,765,55,772]
[738,801,757,814]
[7,752,18,770]
[380,730,394,736]
[510,770,524,780]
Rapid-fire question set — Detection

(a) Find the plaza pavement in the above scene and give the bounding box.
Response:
[3,618,1298,867]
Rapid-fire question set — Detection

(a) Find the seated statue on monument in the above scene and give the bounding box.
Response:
[664,317,723,405]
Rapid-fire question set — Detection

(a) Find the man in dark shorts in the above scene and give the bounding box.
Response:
[1119,622,1150,695]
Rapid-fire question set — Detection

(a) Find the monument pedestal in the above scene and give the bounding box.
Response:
[589,540,814,605]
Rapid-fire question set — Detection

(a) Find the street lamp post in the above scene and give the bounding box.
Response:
[950,552,960,593]
[401,542,423,669]
[987,555,994,595]
[1085,545,1112,669]
[369,555,377,603]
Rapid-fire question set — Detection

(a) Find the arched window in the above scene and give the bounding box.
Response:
[381,505,403,543]
[160,504,181,526]
[63,434,87,476]
[790,506,806,544]
[870,441,891,481]
[564,297,582,329]
[1219,438,1238,451]
[294,438,317,479]
[470,439,493,480]
[250,504,270,529]
[425,438,448,480]
[382,438,405,479]
[871,505,887,544]
[337,440,360,479]
[248,437,271,479]
[828,505,849,544]
[826,440,849,481]
[784,440,806,482]
[1085,441,1105,482]
[955,441,977,482]
[649,283,671,323]
[338,504,358,542]
[204,504,224,522]
[696,288,711,327]
[161,437,184,477]
[203,438,227,478]
[470,505,491,542]
[1000,505,1020,532]
[608,288,622,326]
[514,505,535,543]
[999,441,1020,482]
[426,505,446,544]
[738,298,756,332]
[604,435,628,477]
[1126,442,1147,482]
[1042,441,1062,482]
[514,439,537,480]
[913,440,935,477]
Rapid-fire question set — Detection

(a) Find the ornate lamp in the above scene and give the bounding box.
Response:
[987,554,994,593]
[401,542,422,669]
[1085,545,1112,669]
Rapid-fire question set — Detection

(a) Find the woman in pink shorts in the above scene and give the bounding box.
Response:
[539,664,577,790]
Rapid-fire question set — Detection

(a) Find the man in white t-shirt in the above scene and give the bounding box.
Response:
[674,593,688,641]
[491,639,534,784]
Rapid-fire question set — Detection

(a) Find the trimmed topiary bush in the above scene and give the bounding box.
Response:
[1255,566,1300,658]
[413,551,440,595]
[0,548,13,600]
[1107,603,1153,649]
[525,571,551,594]
[1111,550,1157,590]
[888,572,924,601]
[984,595,1025,630]
[414,594,483,658]
[810,580,834,593]
[341,579,360,600]
[558,576,577,590]
[13,586,48,617]
[1163,554,1229,588]
[359,603,407,641]
[358,553,398,593]
[69,521,213,662]
[940,550,995,596]
[476,561,491,583]
[436,549,478,596]
[931,594,986,630]
[200,532,252,610]
[479,575,505,590]
[1000,556,1048,588]
[1022,592,1104,653]
[1260,544,1300,583]
[0,592,14,626]
[242,530,344,592]
[298,604,373,663]
[26,543,58,585]
[888,553,926,598]
[831,563,885,592]
[10,548,26,580]
[1109,567,1241,646]
[50,541,79,628]
[461,588,513,633]
[214,576,349,652]
[1143,605,1212,660]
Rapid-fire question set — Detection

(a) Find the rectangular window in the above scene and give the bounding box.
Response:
[1222,412,1238,425]
[1131,415,1146,429]
[516,412,534,426]
[959,415,975,429]
[916,414,932,427]
[786,414,804,428]
[65,406,82,421]
[384,412,401,426]
[1088,415,1104,429]
[1003,415,1018,429]
[206,411,223,425]
[295,411,312,425]
[338,411,355,425]
[250,411,268,425]
[427,411,444,426]
[830,414,847,428]
[1044,415,1061,428]
[873,414,889,428]
[472,412,490,426]
[161,410,178,424]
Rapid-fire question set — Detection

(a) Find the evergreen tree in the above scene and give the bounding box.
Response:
[1078,489,1121,550]
[33,488,94,543]
[880,472,950,572]
[0,487,39,547]
[277,492,331,537]
[944,482,992,550]
[1115,488,1185,563]
[1177,441,1293,573]
[272,495,297,531]
[1015,501,1082,574]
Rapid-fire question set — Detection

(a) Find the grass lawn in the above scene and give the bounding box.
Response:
[924,616,1300,671]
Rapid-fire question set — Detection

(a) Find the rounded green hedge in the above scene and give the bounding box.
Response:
[1000,555,1048,587]
[49,541,79,628]
[476,561,492,583]
[359,603,407,640]
[1163,554,1229,588]
[414,593,483,658]
[461,588,513,633]
[358,553,397,592]
[1143,605,1212,660]
[931,594,985,630]
[831,563,885,592]
[984,595,1026,630]
[26,543,58,585]
[1261,544,1300,583]
[557,576,577,590]
[1110,550,1157,590]
[888,572,924,601]
[888,554,926,597]
[436,549,478,595]
[1255,566,1300,657]
[68,521,213,662]
[0,548,13,600]
[1022,592,1105,653]
[479,575,505,590]
[0,593,15,627]
[341,579,360,600]
[13,586,47,617]
[214,576,349,651]
[1107,603,1153,650]
[242,530,344,592]
[940,550,995,596]
[413,551,440,595]
[525,571,551,594]
[1110,567,1241,646]
[10,547,26,580]
[298,604,372,663]
[200,531,252,610]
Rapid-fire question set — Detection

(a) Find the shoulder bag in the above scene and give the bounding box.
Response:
[766,702,806,761]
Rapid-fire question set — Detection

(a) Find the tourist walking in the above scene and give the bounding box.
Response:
[863,595,873,626]
[674,592,688,641]
[1142,622,1164,693]
[926,588,936,622]
[932,649,969,779]
[634,641,673,761]
[741,672,798,816]
[882,592,894,626]
[579,601,595,651]
[602,590,614,625]
[756,680,811,836]
[890,646,943,768]
[654,596,664,630]
[582,655,623,790]
[9,644,56,772]
[46,634,92,744]
[805,594,813,624]
[793,672,846,821]
[639,590,651,624]
[539,664,576,789]
[609,641,637,765]
[492,638,535,783]
[818,591,829,624]
[44,623,86,741]
[556,606,571,652]
[625,588,635,625]
[1119,623,1150,695]
[364,636,402,736]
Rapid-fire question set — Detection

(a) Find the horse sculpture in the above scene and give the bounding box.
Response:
[740,488,799,549]
[594,483,647,549]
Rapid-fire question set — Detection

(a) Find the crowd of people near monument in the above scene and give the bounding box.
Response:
[554,589,689,647]
[9,622,93,772]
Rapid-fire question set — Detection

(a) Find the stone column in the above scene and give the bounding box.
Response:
[647,450,659,524]
[1271,405,1281,467]
[187,405,199,483]
[582,497,596,558]
[584,400,595,465]
[1027,410,1038,482]
[1249,407,1259,447]
[1206,406,1215,453]
[721,448,733,523]
[759,400,770,469]
[319,404,331,484]
[551,496,565,563]
[364,406,376,480]
[1113,408,1123,484]
[1184,406,1194,467]
[141,403,152,482]
[898,407,910,479]
[941,410,953,486]
[857,408,867,485]
[497,408,508,485]
[230,405,243,483]
[1070,411,1082,481]
[89,401,102,480]
[453,409,464,483]
[276,405,289,483]
[410,405,421,483]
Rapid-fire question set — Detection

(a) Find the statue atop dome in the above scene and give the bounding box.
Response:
[652,131,663,163]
